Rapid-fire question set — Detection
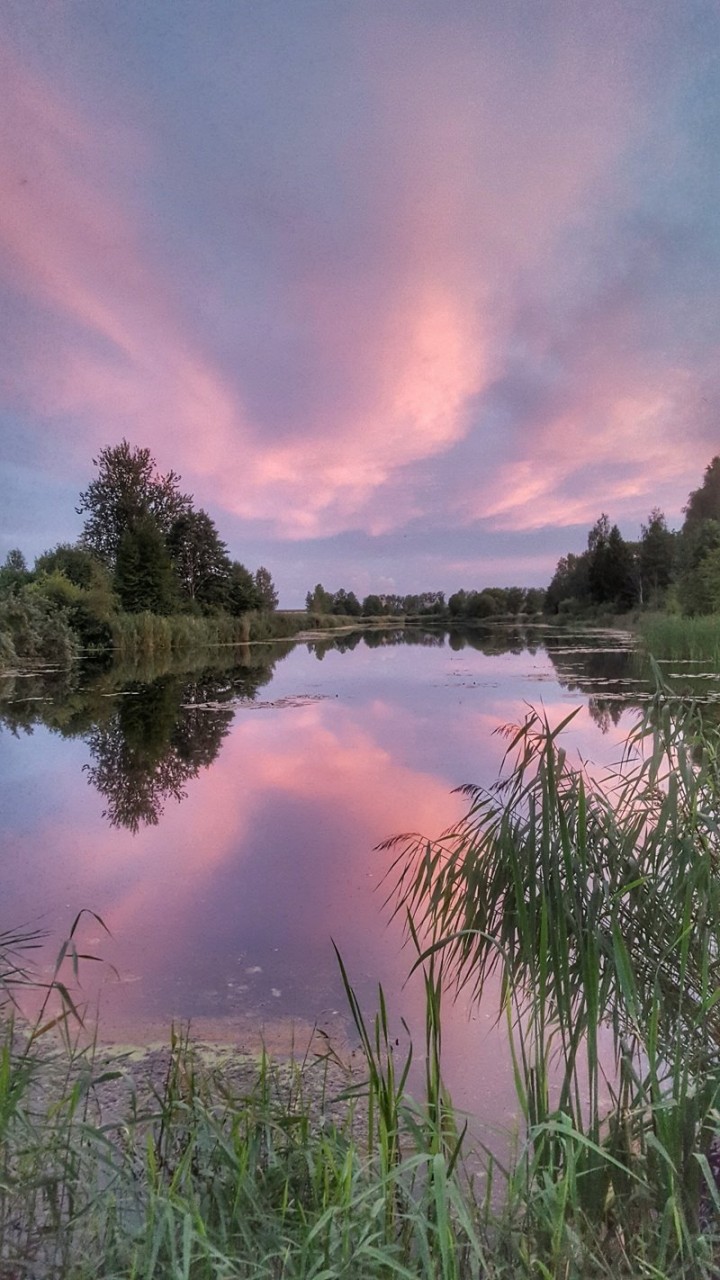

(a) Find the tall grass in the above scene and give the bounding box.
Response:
[388,693,720,1274]
[109,608,324,656]
[639,612,720,663]
[110,611,253,657]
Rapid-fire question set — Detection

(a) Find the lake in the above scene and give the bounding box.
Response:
[1,622,708,1136]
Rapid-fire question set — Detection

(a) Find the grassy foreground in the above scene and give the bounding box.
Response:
[5,692,720,1276]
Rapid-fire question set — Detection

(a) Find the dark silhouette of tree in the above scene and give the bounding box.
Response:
[544,553,591,614]
[115,518,177,614]
[77,441,191,568]
[587,515,637,610]
[683,456,720,529]
[0,549,32,596]
[306,584,334,613]
[254,566,278,611]
[227,561,261,615]
[167,509,231,608]
[639,509,675,604]
[83,675,235,832]
[361,594,383,615]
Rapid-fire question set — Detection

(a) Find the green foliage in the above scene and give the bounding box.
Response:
[362,593,384,615]
[639,508,675,603]
[35,543,103,589]
[678,546,720,616]
[77,440,191,568]
[0,587,78,666]
[587,513,638,610]
[0,548,33,596]
[545,552,591,614]
[639,612,720,662]
[331,587,362,616]
[253,565,278,611]
[464,589,498,618]
[524,587,545,614]
[227,561,262,615]
[305,582,335,613]
[683,454,720,529]
[167,509,232,607]
[115,518,178,615]
[389,698,720,1273]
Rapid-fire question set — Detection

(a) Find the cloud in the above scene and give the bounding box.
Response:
[0,0,718,569]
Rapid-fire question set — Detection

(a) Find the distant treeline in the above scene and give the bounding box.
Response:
[309,453,720,628]
[0,441,280,668]
[545,454,720,617]
[305,583,546,621]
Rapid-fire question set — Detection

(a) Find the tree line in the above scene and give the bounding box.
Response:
[0,441,278,666]
[545,455,720,617]
[305,583,546,620]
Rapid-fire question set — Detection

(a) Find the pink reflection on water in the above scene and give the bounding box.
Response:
[3,640,641,1134]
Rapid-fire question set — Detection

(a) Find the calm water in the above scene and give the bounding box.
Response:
[0,623,699,1131]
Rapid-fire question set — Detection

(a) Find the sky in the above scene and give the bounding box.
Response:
[1,0,719,606]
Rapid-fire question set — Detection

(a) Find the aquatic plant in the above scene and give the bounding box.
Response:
[387,693,720,1271]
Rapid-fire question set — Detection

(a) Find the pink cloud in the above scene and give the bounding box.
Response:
[0,9,712,546]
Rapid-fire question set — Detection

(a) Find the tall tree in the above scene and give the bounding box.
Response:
[115,518,177,614]
[0,549,31,596]
[254,566,278,611]
[306,583,334,613]
[683,456,720,529]
[167,509,231,608]
[587,514,637,610]
[77,441,191,568]
[227,561,261,615]
[544,552,591,613]
[639,508,674,603]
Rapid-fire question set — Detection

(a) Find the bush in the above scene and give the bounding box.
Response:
[0,589,78,667]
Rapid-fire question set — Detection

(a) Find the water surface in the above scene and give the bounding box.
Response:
[1,623,690,1130]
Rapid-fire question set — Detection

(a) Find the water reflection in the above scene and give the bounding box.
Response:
[84,678,236,832]
[0,623,679,1131]
[0,645,282,832]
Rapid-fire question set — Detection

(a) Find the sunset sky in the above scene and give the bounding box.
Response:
[1,0,719,604]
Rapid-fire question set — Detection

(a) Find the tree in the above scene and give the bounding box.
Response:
[77,440,191,568]
[167,509,231,608]
[0,549,32,596]
[524,588,545,614]
[587,515,637,610]
[362,594,383,616]
[115,518,177,614]
[35,543,102,589]
[544,552,591,614]
[679,546,720,616]
[227,561,261,615]
[505,587,526,615]
[331,588,361,616]
[465,590,499,619]
[254,566,278,611]
[448,590,467,617]
[639,509,675,604]
[306,583,334,614]
[683,456,720,529]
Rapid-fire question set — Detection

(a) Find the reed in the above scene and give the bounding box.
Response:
[388,692,720,1273]
[639,612,720,663]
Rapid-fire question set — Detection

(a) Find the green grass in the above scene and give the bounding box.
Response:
[638,612,720,663]
[5,694,720,1275]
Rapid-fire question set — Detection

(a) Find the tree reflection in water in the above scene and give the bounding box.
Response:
[83,676,235,832]
[0,648,279,832]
